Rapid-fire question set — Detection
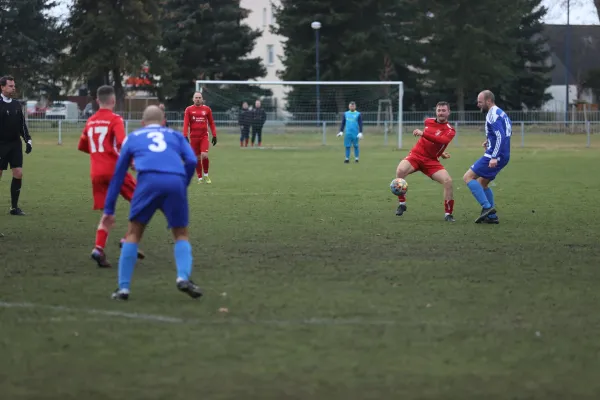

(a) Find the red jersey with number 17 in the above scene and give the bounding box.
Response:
[77,109,126,177]
[411,118,456,159]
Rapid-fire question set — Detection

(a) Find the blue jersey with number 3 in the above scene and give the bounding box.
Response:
[103,124,197,215]
[121,125,196,176]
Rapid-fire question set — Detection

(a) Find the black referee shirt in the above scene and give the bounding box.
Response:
[0,95,31,144]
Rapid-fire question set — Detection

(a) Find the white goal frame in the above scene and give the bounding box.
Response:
[195,80,404,149]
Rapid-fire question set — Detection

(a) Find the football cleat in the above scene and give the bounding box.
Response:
[475,207,496,223]
[396,203,407,216]
[203,176,212,184]
[176,280,203,299]
[111,289,129,300]
[482,215,499,224]
[355,159,359,163]
[344,159,350,164]
[9,207,25,216]
[91,248,112,268]
[444,214,456,222]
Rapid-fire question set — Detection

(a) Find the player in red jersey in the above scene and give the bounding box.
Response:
[183,92,217,184]
[394,101,457,221]
[78,85,144,267]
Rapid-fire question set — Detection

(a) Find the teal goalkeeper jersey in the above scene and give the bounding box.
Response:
[339,111,363,136]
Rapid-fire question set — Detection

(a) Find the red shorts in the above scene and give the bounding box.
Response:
[91,173,137,210]
[404,153,445,178]
[190,136,209,155]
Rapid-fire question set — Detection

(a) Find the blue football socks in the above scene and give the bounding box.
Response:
[174,240,193,281]
[353,145,359,160]
[118,242,139,290]
[467,180,492,209]
[345,147,351,160]
[484,187,497,218]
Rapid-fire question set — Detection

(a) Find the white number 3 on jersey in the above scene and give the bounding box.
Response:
[147,131,167,152]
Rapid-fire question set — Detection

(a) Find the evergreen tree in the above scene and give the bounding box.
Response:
[420,0,553,112]
[419,1,521,112]
[0,0,63,98]
[64,0,163,110]
[494,0,553,110]
[272,0,425,115]
[161,0,268,111]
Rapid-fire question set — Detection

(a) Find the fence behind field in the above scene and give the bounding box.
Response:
[27,116,596,149]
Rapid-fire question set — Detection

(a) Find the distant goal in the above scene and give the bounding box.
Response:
[195,80,404,148]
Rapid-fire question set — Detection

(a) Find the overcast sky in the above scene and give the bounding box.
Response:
[50,0,599,24]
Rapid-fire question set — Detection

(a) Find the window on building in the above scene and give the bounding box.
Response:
[262,8,267,26]
[267,45,275,66]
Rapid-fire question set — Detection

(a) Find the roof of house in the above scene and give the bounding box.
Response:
[544,24,600,85]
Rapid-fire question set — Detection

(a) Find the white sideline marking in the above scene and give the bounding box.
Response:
[0,301,409,326]
[0,301,184,323]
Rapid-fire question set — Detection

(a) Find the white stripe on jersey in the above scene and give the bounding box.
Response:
[492,130,502,157]
[486,106,499,124]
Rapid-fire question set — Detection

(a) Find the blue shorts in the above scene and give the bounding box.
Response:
[470,156,509,180]
[344,134,358,147]
[129,172,188,228]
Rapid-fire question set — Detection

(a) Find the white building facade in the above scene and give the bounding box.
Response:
[240,0,287,114]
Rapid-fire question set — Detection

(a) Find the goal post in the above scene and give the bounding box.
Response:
[195,80,404,148]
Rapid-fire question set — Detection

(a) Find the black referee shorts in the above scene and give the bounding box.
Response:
[0,140,23,170]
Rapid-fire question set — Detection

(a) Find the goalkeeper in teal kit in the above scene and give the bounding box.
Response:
[337,101,363,163]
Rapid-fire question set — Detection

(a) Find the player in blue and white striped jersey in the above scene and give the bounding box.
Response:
[463,90,511,224]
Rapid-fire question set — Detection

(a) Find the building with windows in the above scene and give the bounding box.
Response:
[240,0,287,114]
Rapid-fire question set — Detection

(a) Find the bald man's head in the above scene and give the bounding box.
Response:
[142,105,165,126]
[193,91,203,106]
[477,90,496,114]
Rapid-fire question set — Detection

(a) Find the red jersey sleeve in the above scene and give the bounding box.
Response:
[112,117,126,152]
[183,107,190,137]
[78,125,90,153]
[422,124,455,145]
[207,107,216,137]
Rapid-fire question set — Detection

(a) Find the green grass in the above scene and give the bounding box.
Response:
[1,131,599,399]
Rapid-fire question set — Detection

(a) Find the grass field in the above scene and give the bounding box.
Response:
[1,129,599,399]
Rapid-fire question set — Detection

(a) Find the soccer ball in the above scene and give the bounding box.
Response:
[390,178,408,196]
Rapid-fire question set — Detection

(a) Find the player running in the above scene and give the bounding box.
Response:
[463,90,511,224]
[101,106,202,300]
[394,101,457,221]
[183,92,217,184]
[337,101,363,163]
[78,85,144,267]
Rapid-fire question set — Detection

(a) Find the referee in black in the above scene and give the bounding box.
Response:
[0,75,32,216]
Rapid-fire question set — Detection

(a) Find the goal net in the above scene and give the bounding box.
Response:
[195,80,404,148]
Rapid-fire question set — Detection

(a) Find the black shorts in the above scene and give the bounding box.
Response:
[0,140,23,170]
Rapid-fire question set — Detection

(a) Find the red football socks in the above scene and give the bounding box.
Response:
[195,162,203,178]
[95,228,108,250]
[444,199,454,214]
[202,158,209,174]
[398,194,406,203]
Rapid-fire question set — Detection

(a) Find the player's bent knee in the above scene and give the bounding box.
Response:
[12,168,23,179]
[463,170,476,184]
[396,162,412,179]
[172,227,189,241]
[125,221,146,243]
